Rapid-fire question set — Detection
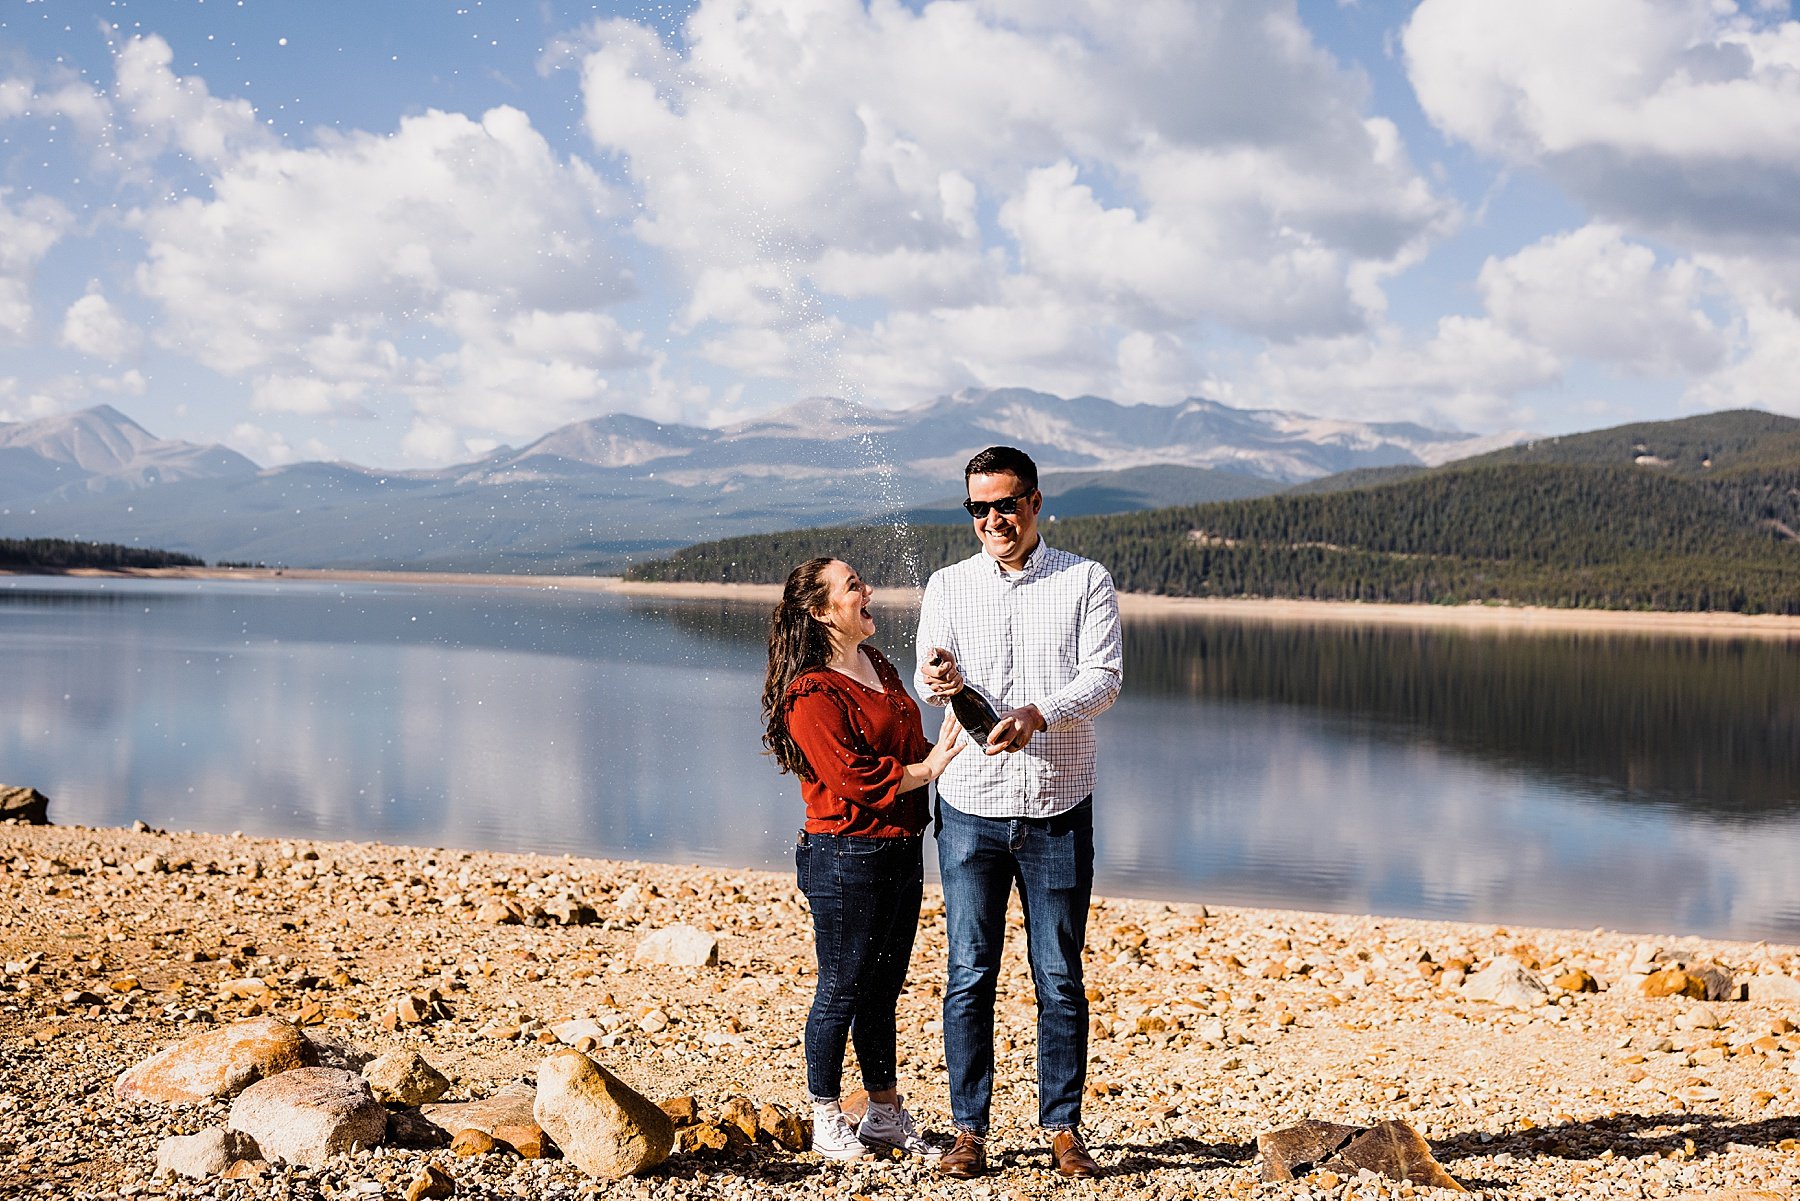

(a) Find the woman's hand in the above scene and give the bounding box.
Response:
[924,706,966,780]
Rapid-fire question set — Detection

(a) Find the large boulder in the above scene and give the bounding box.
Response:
[227,1068,386,1167]
[0,786,49,825]
[116,1016,316,1105]
[533,1050,673,1180]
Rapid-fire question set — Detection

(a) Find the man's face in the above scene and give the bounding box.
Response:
[966,470,1041,570]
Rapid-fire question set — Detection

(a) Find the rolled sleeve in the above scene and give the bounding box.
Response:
[913,574,952,708]
[1035,565,1122,730]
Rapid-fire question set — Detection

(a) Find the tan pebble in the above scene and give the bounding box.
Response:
[450,1129,500,1157]
[403,1162,456,1201]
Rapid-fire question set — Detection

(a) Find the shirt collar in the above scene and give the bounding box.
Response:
[986,536,1048,578]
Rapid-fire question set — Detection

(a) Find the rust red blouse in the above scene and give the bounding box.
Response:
[784,644,931,837]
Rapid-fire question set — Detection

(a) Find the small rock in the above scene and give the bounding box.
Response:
[116,1015,317,1105]
[758,1101,808,1151]
[451,1129,501,1157]
[719,1095,758,1142]
[227,1067,387,1167]
[658,1096,700,1127]
[1553,969,1599,993]
[532,1049,674,1180]
[0,785,49,825]
[544,897,597,926]
[1259,1120,1364,1181]
[364,1050,451,1106]
[633,925,717,968]
[1259,1119,1464,1191]
[476,899,520,925]
[1644,969,1708,1000]
[679,1122,732,1156]
[420,1082,537,1141]
[551,1018,608,1046]
[386,1108,451,1150]
[1687,962,1741,1001]
[1686,1004,1722,1031]
[1463,957,1548,1010]
[155,1128,262,1179]
[1746,971,1800,1003]
[403,1162,456,1201]
[493,1121,557,1159]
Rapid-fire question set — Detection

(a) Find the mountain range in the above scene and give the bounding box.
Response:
[631,408,1800,613]
[0,390,1522,571]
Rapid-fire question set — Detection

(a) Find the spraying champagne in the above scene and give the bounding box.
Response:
[927,649,1001,741]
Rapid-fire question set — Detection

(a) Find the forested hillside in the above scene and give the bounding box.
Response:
[0,538,205,570]
[625,460,1800,614]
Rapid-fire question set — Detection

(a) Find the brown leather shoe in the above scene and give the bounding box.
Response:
[1050,1128,1100,1178]
[937,1130,987,1178]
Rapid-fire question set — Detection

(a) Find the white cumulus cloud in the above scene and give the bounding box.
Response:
[60,288,145,361]
[1478,225,1727,376]
[130,98,635,452]
[0,190,73,340]
[1686,299,1800,416]
[113,35,274,167]
[1404,0,1800,256]
[572,0,1454,404]
[1250,317,1564,430]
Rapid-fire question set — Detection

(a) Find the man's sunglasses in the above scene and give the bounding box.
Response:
[963,490,1035,519]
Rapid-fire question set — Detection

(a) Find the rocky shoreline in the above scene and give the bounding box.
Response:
[4,820,1799,1199]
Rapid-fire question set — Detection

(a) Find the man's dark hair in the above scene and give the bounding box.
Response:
[964,445,1038,492]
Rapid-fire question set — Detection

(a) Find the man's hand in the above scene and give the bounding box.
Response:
[922,646,965,698]
[984,705,1045,755]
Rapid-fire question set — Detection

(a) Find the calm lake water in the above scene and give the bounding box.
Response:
[5,575,1799,942]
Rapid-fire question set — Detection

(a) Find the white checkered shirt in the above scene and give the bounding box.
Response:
[914,539,1123,819]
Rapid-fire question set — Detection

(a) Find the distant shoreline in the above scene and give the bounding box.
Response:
[15,563,1800,638]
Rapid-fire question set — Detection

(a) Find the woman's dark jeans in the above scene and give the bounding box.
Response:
[795,831,924,1102]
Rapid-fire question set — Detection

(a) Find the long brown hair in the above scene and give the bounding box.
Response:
[761,556,838,780]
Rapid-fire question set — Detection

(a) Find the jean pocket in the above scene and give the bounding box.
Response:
[1033,815,1093,892]
[795,835,811,894]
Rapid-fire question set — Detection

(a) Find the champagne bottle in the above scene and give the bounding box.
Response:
[928,651,1000,740]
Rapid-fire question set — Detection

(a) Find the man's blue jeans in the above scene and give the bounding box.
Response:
[796,831,923,1102]
[936,797,1094,1133]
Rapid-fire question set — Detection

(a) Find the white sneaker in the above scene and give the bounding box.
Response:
[812,1103,873,1161]
[858,1095,945,1159]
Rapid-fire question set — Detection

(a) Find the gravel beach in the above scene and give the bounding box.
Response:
[4,820,1798,1199]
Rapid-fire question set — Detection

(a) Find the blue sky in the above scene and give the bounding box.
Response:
[2,0,1797,467]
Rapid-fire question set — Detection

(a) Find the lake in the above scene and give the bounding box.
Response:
[5,575,1799,942]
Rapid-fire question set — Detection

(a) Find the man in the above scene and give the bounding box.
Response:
[915,445,1123,1179]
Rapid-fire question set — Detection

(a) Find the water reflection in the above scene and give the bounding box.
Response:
[1124,620,1800,816]
[3,575,1798,941]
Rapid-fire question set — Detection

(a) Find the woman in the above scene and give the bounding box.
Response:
[761,556,964,1162]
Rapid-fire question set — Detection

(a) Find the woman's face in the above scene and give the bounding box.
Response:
[815,559,875,646]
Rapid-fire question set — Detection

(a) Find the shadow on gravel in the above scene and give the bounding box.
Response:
[633,1135,1255,1186]
[1433,1109,1800,1166]
[1087,1134,1254,1177]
